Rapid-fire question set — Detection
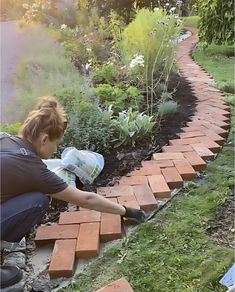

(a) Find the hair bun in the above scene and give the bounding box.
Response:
[37,96,58,110]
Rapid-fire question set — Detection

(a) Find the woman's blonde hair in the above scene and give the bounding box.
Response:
[20,96,67,141]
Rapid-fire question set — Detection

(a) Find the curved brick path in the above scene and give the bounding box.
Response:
[34,28,230,287]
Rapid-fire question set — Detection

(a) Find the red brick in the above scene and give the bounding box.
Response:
[97,185,134,198]
[147,175,171,198]
[95,278,134,292]
[76,222,100,259]
[133,184,158,210]
[169,138,200,146]
[197,129,225,145]
[142,160,174,168]
[153,152,184,161]
[182,126,225,145]
[59,210,101,225]
[192,116,229,129]
[128,165,161,176]
[173,159,196,180]
[195,136,221,153]
[119,175,148,186]
[162,145,193,153]
[100,198,122,242]
[183,151,207,171]
[179,131,205,139]
[117,195,140,209]
[190,144,215,160]
[196,105,230,117]
[49,239,76,279]
[118,195,140,224]
[35,224,79,246]
[187,121,228,138]
[161,167,184,189]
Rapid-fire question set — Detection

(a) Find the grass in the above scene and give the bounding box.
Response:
[60,41,235,292]
[193,44,235,94]
[183,16,200,28]
[15,24,86,120]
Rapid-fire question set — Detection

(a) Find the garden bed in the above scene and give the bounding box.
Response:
[44,73,197,223]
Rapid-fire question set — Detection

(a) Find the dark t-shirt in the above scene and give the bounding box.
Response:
[0,133,68,203]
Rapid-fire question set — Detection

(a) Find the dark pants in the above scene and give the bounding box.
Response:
[0,192,49,242]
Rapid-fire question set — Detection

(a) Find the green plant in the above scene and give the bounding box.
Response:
[111,108,156,147]
[0,123,22,135]
[121,8,182,115]
[92,64,117,85]
[60,101,113,152]
[158,100,178,117]
[197,0,234,45]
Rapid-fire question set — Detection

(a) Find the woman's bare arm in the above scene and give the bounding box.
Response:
[50,186,126,215]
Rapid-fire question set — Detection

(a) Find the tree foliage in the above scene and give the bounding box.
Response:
[197,0,234,45]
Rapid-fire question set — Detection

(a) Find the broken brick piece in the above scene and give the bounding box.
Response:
[76,222,100,259]
[49,239,76,279]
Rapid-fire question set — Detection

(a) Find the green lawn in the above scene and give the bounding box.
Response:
[62,43,235,292]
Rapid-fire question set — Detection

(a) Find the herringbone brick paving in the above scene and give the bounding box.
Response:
[34,27,230,288]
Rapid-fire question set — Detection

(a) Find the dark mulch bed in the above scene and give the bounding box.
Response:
[44,73,197,223]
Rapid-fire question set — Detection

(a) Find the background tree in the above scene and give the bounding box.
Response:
[197,0,234,45]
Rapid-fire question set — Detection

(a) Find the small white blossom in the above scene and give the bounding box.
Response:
[22,3,29,9]
[170,7,176,12]
[86,48,92,52]
[129,54,144,68]
[154,7,160,11]
[165,3,170,6]
[60,24,67,29]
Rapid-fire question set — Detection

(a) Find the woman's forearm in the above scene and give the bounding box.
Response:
[50,186,126,215]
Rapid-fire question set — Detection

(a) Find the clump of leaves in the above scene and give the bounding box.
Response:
[111,108,156,147]
[158,100,178,117]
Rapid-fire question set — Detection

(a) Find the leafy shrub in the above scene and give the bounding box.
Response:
[60,100,113,152]
[122,8,181,80]
[0,123,22,135]
[158,100,178,117]
[197,0,234,45]
[95,84,144,113]
[92,64,117,85]
[111,108,156,147]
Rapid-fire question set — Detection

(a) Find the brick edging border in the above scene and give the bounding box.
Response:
[35,27,230,281]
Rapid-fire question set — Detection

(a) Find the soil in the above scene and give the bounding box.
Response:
[44,73,197,223]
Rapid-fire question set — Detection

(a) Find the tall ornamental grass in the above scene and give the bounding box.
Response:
[122,8,182,115]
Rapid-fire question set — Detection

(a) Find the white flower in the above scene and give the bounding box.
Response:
[85,63,91,70]
[165,3,170,6]
[154,7,160,11]
[86,48,92,52]
[129,54,144,68]
[22,3,29,9]
[61,24,67,29]
[170,7,176,12]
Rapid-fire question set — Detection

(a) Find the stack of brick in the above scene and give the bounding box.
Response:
[34,27,230,282]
